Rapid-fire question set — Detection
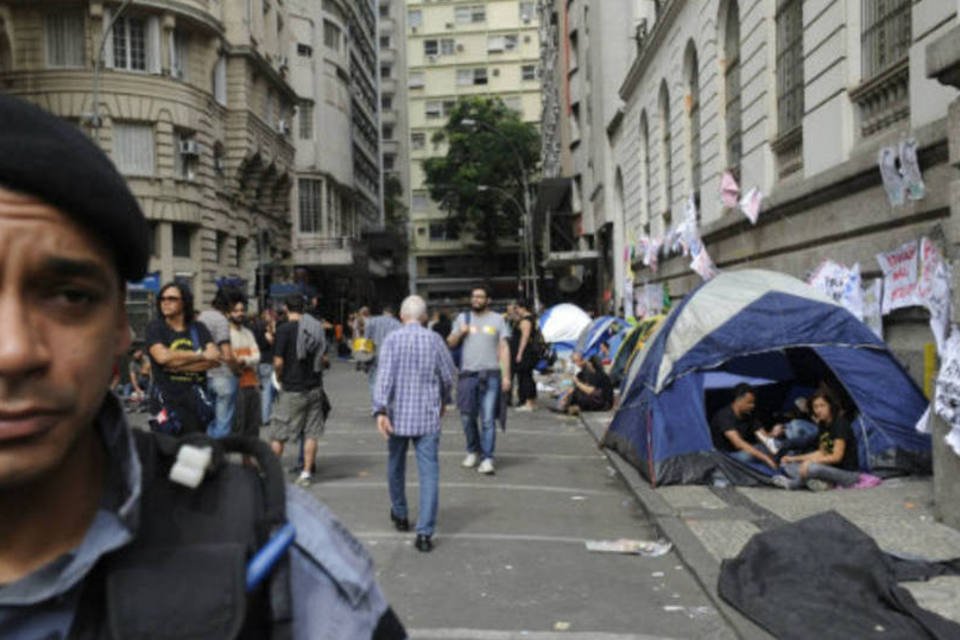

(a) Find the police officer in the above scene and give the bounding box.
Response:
[0,94,405,638]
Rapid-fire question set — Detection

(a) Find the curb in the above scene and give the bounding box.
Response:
[579,414,772,640]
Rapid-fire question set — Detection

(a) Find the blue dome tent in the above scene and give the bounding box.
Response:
[602,269,931,487]
[574,316,630,359]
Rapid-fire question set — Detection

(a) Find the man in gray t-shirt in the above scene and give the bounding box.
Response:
[447,285,511,475]
[197,287,243,439]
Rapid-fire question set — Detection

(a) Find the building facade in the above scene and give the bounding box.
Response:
[0,0,298,334]
[287,0,399,320]
[404,0,541,304]
[536,0,642,311]
[603,0,957,375]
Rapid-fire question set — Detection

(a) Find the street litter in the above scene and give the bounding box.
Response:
[553,621,571,631]
[651,571,665,577]
[585,538,672,556]
[570,495,587,501]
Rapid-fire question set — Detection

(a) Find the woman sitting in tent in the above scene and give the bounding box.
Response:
[558,353,614,415]
[773,388,879,491]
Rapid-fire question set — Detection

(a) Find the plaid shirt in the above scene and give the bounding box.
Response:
[372,323,457,436]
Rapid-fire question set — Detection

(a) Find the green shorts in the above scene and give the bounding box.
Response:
[269,388,325,442]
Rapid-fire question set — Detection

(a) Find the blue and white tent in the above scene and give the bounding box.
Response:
[602,269,931,486]
[574,316,630,359]
[539,303,592,356]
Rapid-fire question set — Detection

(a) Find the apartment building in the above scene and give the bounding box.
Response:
[405,0,541,303]
[0,0,298,333]
[287,0,399,317]
[536,0,642,310]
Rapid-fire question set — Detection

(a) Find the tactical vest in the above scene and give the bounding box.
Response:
[68,432,293,640]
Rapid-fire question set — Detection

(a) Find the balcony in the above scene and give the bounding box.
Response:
[293,235,359,267]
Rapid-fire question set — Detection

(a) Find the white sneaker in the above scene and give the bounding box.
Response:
[756,432,780,455]
[477,458,495,475]
[295,472,313,487]
[461,453,478,468]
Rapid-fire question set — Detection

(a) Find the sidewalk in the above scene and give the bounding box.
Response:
[580,411,960,639]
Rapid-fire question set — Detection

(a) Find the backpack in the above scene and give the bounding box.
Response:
[69,432,293,639]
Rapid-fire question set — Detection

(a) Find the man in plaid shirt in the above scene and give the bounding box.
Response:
[373,295,458,552]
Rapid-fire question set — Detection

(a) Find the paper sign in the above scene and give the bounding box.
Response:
[878,146,905,207]
[808,260,864,320]
[863,278,883,339]
[739,187,762,224]
[690,246,718,281]
[900,138,926,201]
[645,283,664,316]
[876,240,919,313]
[934,328,960,457]
[643,236,662,273]
[720,170,740,209]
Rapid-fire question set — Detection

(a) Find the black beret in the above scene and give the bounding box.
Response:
[0,93,149,281]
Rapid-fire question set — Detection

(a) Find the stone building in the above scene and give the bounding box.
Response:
[286,0,399,320]
[0,0,298,333]
[404,0,542,304]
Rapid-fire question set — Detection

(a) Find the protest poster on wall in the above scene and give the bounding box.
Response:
[645,283,665,316]
[934,328,960,456]
[862,278,883,339]
[876,240,919,313]
[808,260,864,320]
[623,275,634,319]
[914,237,952,354]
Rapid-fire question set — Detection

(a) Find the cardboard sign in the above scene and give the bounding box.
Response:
[876,240,919,313]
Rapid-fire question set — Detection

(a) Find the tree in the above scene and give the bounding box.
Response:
[422,97,540,254]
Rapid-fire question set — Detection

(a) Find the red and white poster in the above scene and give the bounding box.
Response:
[876,240,919,314]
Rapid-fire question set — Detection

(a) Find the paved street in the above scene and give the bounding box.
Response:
[294,361,735,639]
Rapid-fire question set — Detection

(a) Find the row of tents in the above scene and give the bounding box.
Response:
[537,269,932,487]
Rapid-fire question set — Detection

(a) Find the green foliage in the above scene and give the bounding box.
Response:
[383,173,407,234]
[421,97,540,253]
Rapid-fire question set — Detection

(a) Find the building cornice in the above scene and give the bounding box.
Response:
[228,45,299,102]
[618,0,683,101]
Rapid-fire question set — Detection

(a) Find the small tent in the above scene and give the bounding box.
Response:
[609,315,665,389]
[574,316,630,359]
[539,303,592,355]
[602,269,931,486]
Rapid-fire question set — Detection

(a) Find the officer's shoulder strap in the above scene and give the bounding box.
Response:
[71,431,292,640]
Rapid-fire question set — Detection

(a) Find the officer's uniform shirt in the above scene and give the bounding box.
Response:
[0,395,393,639]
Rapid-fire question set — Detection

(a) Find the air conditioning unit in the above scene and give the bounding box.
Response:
[179,139,200,156]
[277,119,290,135]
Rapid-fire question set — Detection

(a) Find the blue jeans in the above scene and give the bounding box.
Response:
[206,374,238,439]
[259,362,277,425]
[388,432,440,536]
[779,419,819,453]
[460,375,499,461]
[782,462,860,488]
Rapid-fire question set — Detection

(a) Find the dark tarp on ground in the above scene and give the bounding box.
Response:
[718,511,960,640]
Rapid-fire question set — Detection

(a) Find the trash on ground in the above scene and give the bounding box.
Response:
[553,621,571,631]
[585,538,673,556]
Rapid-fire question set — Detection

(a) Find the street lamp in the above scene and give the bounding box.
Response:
[460,118,539,310]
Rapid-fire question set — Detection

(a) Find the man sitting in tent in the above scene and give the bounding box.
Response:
[710,384,779,470]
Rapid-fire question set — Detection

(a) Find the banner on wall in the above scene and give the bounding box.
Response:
[862,278,883,340]
[876,240,920,313]
[807,260,864,321]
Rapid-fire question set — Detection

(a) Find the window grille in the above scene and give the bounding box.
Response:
[723,1,742,173]
[298,179,323,233]
[861,0,912,80]
[776,0,803,134]
[113,122,155,176]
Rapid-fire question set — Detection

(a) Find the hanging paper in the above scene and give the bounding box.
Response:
[690,246,718,281]
[927,259,952,356]
[720,170,740,209]
[862,278,883,339]
[933,328,960,457]
[876,240,919,313]
[808,260,864,320]
[644,283,664,316]
[633,285,648,318]
[878,146,905,207]
[739,187,762,224]
[899,138,926,201]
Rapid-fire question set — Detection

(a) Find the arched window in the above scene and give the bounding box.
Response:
[722,0,741,173]
[684,41,701,199]
[658,81,672,221]
[640,110,651,230]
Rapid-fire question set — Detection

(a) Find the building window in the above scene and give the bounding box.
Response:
[323,20,341,51]
[379,3,389,18]
[776,0,803,135]
[172,223,192,258]
[441,38,456,55]
[212,54,227,106]
[173,129,198,180]
[412,192,429,209]
[45,12,85,68]
[110,15,160,72]
[113,122,155,176]
[299,101,313,139]
[215,231,228,264]
[297,43,313,57]
[862,0,912,80]
[381,94,392,110]
[459,67,487,85]
[723,0,742,173]
[685,43,701,197]
[382,124,394,140]
[171,30,189,80]
[298,178,323,233]
[380,35,390,48]
[383,154,395,171]
[380,64,392,78]
[519,1,535,23]
[411,132,426,149]
[263,88,275,126]
[455,5,485,24]
[408,9,422,29]
[426,102,443,119]
[236,237,247,269]
[488,34,518,53]
[640,111,652,225]
[522,64,537,81]
[424,40,438,56]
[658,82,672,216]
[408,71,425,89]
